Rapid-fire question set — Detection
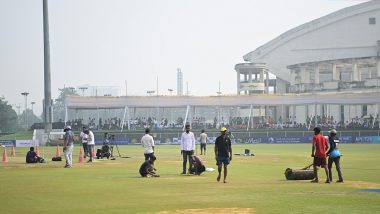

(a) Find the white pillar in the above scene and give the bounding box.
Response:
[237,70,240,95]
[290,70,295,85]
[266,71,270,94]
[377,60,380,78]
[315,65,320,84]
[352,64,360,81]
[332,64,339,80]
[301,67,310,83]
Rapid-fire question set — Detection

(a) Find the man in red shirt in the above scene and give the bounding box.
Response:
[311,127,330,183]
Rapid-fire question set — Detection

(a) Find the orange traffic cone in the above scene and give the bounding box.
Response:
[36,146,40,156]
[92,147,96,157]
[56,145,61,157]
[11,145,16,157]
[78,147,84,163]
[3,147,8,163]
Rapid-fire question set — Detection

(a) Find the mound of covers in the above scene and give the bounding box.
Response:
[284,168,315,180]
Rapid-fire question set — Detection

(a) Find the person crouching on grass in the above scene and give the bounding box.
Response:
[214,127,232,183]
[139,156,160,177]
[26,147,45,163]
[311,127,330,183]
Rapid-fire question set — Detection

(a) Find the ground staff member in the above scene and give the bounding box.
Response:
[200,129,207,155]
[141,128,155,161]
[311,127,330,183]
[180,124,195,175]
[85,128,95,163]
[215,127,232,183]
[63,125,75,168]
[79,126,88,158]
[326,129,344,183]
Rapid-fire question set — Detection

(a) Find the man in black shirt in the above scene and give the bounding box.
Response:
[139,156,159,177]
[214,127,232,183]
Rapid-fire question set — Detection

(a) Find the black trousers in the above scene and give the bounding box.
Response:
[82,143,88,157]
[182,150,194,174]
[144,153,156,161]
[328,156,343,181]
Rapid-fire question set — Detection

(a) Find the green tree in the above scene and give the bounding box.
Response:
[0,97,19,132]
[19,109,42,129]
[53,87,79,122]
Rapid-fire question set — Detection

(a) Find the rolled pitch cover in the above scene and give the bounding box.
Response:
[284,168,315,180]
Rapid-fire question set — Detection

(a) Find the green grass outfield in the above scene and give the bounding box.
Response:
[0,144,379,214]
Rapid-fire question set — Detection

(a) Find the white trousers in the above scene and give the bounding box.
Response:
[64,145,74,166]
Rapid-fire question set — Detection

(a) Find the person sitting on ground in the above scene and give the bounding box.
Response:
[139,156,159,177]
[26,147,44,163]
[189,155,206,175]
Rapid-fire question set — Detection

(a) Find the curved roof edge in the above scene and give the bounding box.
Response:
[243,0,380,61]
[65,92,380,109]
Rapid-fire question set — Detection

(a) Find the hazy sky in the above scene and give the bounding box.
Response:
[0,0,366,115]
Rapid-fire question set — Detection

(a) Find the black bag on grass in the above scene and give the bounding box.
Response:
[52,157,62,161]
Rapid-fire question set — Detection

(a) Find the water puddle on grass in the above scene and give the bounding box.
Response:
[156,208,255,214]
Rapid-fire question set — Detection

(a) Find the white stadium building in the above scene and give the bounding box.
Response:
[236,0,380,125]
[65,1,380,130]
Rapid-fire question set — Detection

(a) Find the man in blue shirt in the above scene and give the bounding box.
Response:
[326,129,344,183]
[26,147,44,163]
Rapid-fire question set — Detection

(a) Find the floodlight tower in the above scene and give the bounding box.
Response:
[21,92,29,129]
[43,0,52,132]
[177,68,183,96]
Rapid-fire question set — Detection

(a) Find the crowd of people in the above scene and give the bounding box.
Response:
[28,113,379,133]
[38,124,232,182]
[56,114,379,132]
[25,123,345,185]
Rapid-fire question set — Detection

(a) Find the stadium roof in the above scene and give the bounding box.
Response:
[243,0,380,82]
[65,92,380,109]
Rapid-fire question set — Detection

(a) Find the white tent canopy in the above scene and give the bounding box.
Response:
[65,92,380,109]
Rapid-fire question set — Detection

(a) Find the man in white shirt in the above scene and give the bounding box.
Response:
[79,126,89,158]
[141,128,155,161]
[85,128,95,162]
[181,124,195,175]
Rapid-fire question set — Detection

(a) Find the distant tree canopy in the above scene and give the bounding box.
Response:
[53,87,79,122]
[0,97,19,132]
[19,109,42,129]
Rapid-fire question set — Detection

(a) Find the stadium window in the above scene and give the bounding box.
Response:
[369,17,376,25]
